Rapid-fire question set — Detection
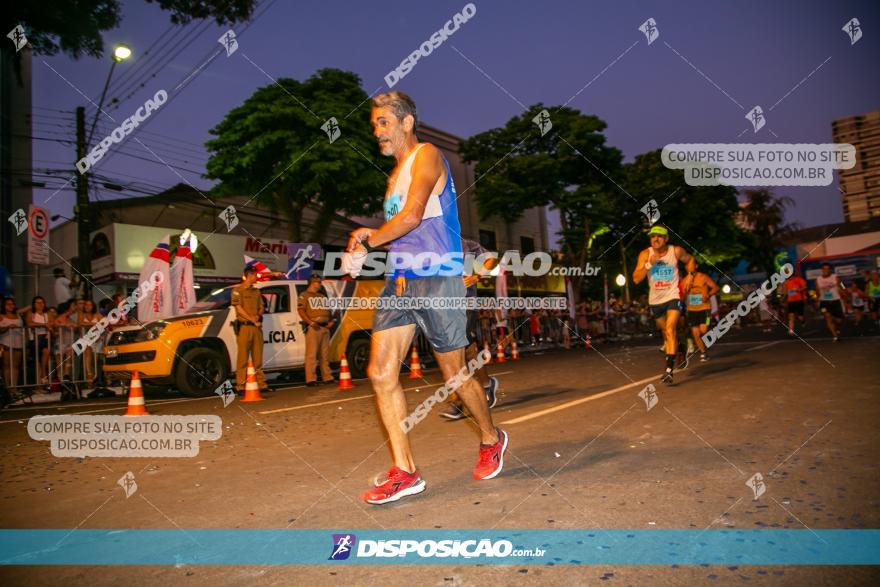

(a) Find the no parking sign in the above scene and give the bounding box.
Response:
[27,205,50,265]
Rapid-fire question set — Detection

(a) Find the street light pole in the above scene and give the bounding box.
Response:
[86,59,119,148]
[74,106,90,295]
[74,44,131,297]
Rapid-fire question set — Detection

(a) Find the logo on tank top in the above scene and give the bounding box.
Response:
[384,193,402,221]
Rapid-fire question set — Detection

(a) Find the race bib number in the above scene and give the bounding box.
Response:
[384,193,402,221]
[853,297,865,307]
[787,289,800,298]
[688,294,703,306]
[821,289,834,301]
[650,264,674,284]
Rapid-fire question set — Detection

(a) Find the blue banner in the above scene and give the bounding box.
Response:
[2,530,879,565]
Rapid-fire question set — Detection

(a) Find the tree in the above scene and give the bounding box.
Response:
[459,104,623,301]
[4,0,255,60]
[205,68,391,242]
[739,188,798,278]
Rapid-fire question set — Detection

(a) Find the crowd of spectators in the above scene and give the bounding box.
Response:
[0,269,133,400]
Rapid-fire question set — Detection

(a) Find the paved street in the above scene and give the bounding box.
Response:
[1,323,879,585]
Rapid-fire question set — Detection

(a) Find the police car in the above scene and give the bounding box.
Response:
[103,279,381,396]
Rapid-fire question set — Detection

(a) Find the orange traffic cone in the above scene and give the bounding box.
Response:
[241,359,265,402]
[338,354,354,389]
[124,370,149,416]
[511,340,520,360]
[483,341,493,364]
[585,335,592,352]
[408,346,424,379]
[496,340,506,363]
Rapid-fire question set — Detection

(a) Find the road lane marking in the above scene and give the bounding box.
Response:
[1,372,518,421]
[1,396,208,412]
[259,372,515,415]
[746,340,782,352]
[259,394,375,414]
[499,374,660,425]
[0,397,216,423]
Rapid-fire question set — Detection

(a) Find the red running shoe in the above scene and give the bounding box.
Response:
[473,428,509,480]
[361,466,426,505]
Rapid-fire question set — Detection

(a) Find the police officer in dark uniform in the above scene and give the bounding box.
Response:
[231,266,268,393]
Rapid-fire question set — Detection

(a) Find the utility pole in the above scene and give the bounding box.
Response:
[619,239,630,303]
[74,106,90,296]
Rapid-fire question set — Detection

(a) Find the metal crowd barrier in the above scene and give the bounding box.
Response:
[0,325,103,406]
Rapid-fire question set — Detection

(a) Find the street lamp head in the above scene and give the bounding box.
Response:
[113,44,132,61]
[722,284,731,294]
[615,274,626,287]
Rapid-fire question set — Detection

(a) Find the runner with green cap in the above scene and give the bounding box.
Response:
[633,225,693,384]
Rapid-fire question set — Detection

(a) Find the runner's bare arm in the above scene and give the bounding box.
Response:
[706,275,721,298]
[675,246,692,265]
[632,249,649,284]
[366,145,443,248]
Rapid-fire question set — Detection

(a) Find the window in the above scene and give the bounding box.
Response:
[260,285,290,314]
[192,286,233,311]
[520,236,535,255]
[479,229,496,251]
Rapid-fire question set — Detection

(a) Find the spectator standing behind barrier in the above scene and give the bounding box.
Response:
[231,267,269,394]
[24,296,52,389]
[1,297,23,395]
[53,268,77,307]
[297,275,336,387]
[52,302,76,380]
[78,300,99,388]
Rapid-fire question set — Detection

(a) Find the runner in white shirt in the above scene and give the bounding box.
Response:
[814,263,845,342]
[846,280,867,330]
[632,225,692,385]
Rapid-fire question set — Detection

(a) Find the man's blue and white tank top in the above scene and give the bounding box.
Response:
[383,143,463,278]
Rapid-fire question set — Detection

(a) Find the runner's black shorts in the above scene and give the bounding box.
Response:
[869,298,880,313]
[650,299,681,320]
[466,309,479,345]
[686,309,711,328]
[786,300,805,317]
[819,300,844,319]
[373,275,468,353]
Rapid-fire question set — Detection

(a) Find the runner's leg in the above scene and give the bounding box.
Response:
[367,324,418,472]
[465,341,490,388]
[435,347,498,445]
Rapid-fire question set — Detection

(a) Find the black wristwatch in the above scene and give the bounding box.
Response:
[361,236,380,254]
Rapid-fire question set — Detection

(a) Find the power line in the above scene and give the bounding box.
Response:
[105,18,216,114]
[108,148,204,175]
[27,112,75,122]
[102,23,181,97]
[33,106,76,114]
[84,126,210,167]
[104,22,198,102]
[12,133,75,145]
[97,0,279,169]
[89,121,209,159]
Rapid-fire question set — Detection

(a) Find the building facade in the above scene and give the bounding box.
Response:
[833,110,880,222]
